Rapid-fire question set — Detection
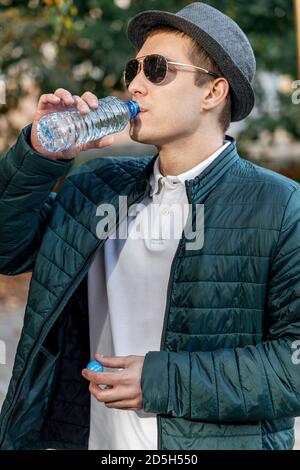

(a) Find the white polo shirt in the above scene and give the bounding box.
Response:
[87,141,230,450]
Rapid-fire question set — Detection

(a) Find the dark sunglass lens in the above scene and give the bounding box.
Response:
[144,55,167,84]
[124,59,139,87]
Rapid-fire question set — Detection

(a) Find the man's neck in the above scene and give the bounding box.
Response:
[157,132,225,177]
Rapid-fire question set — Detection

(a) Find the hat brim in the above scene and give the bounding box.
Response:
[127,10,255,122]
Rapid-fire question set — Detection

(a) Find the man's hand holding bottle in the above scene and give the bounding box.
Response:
[30,88,115,160]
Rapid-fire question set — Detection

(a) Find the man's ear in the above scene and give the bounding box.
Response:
[202,78,229,112]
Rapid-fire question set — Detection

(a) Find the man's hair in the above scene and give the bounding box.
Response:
[144,26,231,133]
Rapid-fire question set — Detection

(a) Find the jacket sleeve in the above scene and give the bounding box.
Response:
[141,186,300,422]
[0,124,73,275]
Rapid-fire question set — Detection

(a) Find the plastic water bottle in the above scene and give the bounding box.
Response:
[37,95,140,153]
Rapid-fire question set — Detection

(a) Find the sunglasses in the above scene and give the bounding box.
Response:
[123,54,221,88]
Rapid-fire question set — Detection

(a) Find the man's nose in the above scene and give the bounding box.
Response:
[127,67,148,95]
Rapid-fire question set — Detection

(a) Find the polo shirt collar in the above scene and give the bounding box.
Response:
[149,139,231,197]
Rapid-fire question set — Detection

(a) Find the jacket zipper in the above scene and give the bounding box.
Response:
[0,187,149,447]
[156,180,192,450]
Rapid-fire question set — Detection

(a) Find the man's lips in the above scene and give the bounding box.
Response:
[131,105,148,120]
[135,103,148,113]
[133,109,147,119]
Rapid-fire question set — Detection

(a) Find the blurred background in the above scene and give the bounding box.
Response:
[0,0,300,448]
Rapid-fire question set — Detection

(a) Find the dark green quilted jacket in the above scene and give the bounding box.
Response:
[1,125,300,450]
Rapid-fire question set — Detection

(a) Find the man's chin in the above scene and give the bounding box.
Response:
[130,134,158,146]
[129,130,151,145]
[129,123,161,146]
[129,120,150,144]
[130,134,145,144]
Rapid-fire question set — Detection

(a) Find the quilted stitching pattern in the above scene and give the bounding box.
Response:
[1,125,300,450]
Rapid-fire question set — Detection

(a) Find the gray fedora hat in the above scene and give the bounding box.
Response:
[127,2,256,122]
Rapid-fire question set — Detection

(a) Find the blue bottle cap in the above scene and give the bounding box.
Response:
[126,100,140,119]
[86,360,104,373]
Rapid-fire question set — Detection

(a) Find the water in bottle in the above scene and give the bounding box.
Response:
[37,95,140,153]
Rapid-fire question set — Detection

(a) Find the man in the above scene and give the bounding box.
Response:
[0,2,300,450]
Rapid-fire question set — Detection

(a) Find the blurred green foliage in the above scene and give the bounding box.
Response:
[0,0,298,145]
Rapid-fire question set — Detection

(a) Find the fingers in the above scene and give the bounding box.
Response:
[82,368,122,386]
[73,91,99,114]
[38,94,61,107]
[96,355,129,369]
[54,88,99,114]
[105,400,141,410]
[53,88,75,106]
[37,89,74,113]
[39,88,100,115]
[81,91,99,109]
[72,95,91,114]
[89,382,114,401]
[89,382,130,403]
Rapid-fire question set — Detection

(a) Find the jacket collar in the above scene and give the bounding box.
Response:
[149,140,231,197]
[136,135,240,203]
